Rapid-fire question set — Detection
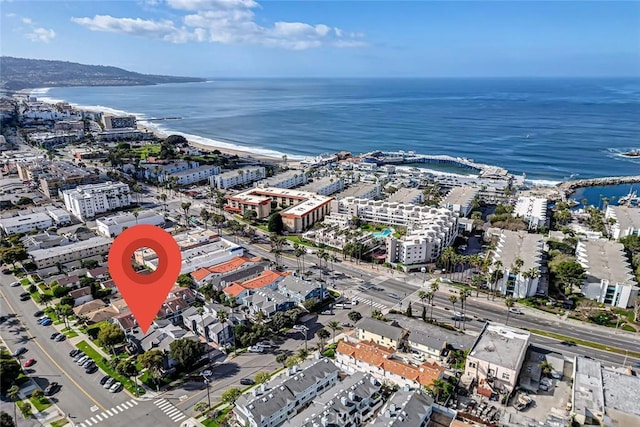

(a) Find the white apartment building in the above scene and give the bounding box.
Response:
[514,196,548,230]
[62,181,131,220]
[576,239,638,308]
[336,182,382,200]
[256,170,307,189]
[210,166,266,189]
[234,358,340,427]
[28,236,112,268]
[387,187,424,205]
[102,114,136,130]
[490,230,544,298]
[0,212,52,235]
[386,220,458,267]
[463,323,530,394]
[440,186,479,217]
[96,211,165,237]
[172,165,221,185]
[45,207,72,225]
[606,205,640,239]
[299,176,345,196]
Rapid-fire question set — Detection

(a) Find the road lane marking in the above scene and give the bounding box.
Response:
[101,412,109,419]
[0,289,107,411]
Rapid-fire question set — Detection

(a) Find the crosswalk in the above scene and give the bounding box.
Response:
[154,398,187,423]
[77,399,139,426]
[351,295,388,309]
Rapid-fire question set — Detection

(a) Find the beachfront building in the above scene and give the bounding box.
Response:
[225,187,333,233]
[28,236,112,268]
[96,211,165,237]
[489,230,544,298]
[172,165,221,185]
[514,196,548,230]
[62,181,131,221]
[0,212,53,235]
[140,160,198,181]
[387,187,424,205]
[210,166,266,189]
[255,169,307,189]
[102,114,136,130]
[386,215,458,267]
[234,358,340,427]
[575,239,638,308]
[299,176,345,196]
[28,131,84,148]
[462,323,530,395]
[606,205,640,239]
[335,182,382,200]
[440,186,479,217]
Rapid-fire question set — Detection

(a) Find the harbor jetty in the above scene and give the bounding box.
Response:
[557,175,640,195]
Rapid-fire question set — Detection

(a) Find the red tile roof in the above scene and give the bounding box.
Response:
[237,270,284,290]
[191,268,213,282]
[191,256,262,281]
[223,283,246,297]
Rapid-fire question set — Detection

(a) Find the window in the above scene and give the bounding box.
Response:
[488,369,495,377]
[502,372,510,380]
[468,362,477,369]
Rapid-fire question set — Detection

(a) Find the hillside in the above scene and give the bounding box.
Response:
[0,57,206,90]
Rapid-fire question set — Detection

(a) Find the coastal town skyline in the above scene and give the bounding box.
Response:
[1,1,639,78]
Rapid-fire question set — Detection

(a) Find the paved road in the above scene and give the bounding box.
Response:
[0,276,189,427]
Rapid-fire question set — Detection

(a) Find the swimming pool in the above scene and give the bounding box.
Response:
[372,228,393,238]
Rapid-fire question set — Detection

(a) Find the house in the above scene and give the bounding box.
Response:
[73,300,119,324]
[181,306,234,346]
[87,266,109,279]
[369,389,437,427]
[223,270,286,303]
[335,339,445,390]
[113,312,138,333]
[282,372,383,427]
[277,275,326,304]
[462,323,530,396]
[190,256,266,289]
[156,296,191,324]
[243,289,296,318]
[234,358,340,427]
[57,275,81,288]
[355,318,408,350]
[68,286,93,306]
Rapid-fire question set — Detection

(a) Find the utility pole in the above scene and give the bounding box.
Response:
[204,378,211,408]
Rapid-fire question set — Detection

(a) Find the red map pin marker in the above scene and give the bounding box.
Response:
[108,225,182,334]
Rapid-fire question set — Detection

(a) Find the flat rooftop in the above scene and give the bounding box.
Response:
[171,165,219,177]
[387,188,423,204]
[494,230,543,272]
[299,176,341,193]
[0,212,51,228]
[469,323,529,370]
[602,368,640,416]
[577,239,636,286]
[97,211,164,226]
[336,183,379,199]
[29,236,112,261]
[608,206,640,233]
[573,356,604,421]
[440,186,479,207]
[216,166,264,179]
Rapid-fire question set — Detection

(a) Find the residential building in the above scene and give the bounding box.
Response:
[255,169,307,189]
[572,356,605,426]
[28,236,112,268]
[606,205,640,239]
[102,114,136,129]
[62,181,131,220]
[140,160,198,181]
[68,286,93,306]
[171,165,221,185]
[243,288,296,318]
[96,211,165,237]
[283,372,383,427]
[335,183,382,200]
[28,131,84,148]
[135,321,200,358]
[22,232,70,250]
[387,187,424,205]
[355,318,408,350]
[277,275,326,304]
[0,212,52,234]
[576,239,639,308]
[45,206,72,225]
[335,339,445,390]
[225,187,333,233]
[234,357,340,427]
[223,270,287,303]
[190,256,266,289]
[210,166,266,189]
[16,160,99,198]
[440,186,479,217]
[299,176,345,196]
[490,230,544,298]
[369,389,435,427]
[514,196,548,230]
[601,366,640,426]
[181,306,234,346]
[463,323,530,395]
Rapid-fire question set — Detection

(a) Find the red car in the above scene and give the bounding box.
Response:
[24,358,36,368]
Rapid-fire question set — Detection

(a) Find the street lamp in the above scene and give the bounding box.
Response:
[203,378,211,409]
[297,326,308,352]
[421,267,427,285]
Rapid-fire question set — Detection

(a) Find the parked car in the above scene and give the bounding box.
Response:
[33,311,44,317]
[81,359,94,368]
[341,322,352,328]
[257,341,272,349]
[240,378,254,386]
[320,310,333,315]
[12,347,27,358]
[109,382,123,393]
[69,349,81,357]
[54,334,66,342]
[509,308,524,315]
[50,332,60,340]
[41,319,53,326]
[10,281,20,287]
[43,382,60,396]
[73,352,86,362]
[76,356,89,365]
[103,377,116,389]
[248,346,264,353]
[24,358,36,368]
[292,324,307,331]
[99,375,111,385]
[37,316,51,324]
[20,293,31,301]
[85,364,99,374]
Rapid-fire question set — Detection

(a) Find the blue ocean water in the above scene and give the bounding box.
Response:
[38,78,640,184]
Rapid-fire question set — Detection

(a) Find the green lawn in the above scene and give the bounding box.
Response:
[61,327,79,338]
[50,419,70,427]
[76,340,145,396]
[16,400,32,417]
[29,394,52,411]
[201,406,232,427]
[528,328,640,358]
[20,278,30,286]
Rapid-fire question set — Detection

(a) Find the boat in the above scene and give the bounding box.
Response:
[619,189,639,207]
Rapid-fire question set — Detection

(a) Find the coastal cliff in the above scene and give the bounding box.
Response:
[0,56,206,90]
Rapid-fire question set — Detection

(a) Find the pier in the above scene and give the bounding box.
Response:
[557,175,640,194]
[145,117,182,121]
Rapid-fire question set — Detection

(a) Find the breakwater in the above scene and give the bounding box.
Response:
[557,175,640,194]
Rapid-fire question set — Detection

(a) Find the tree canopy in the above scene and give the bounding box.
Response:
[98,323,125,350]
[0,352,21,392]
[169,339,204,368]
[267,212,284,234]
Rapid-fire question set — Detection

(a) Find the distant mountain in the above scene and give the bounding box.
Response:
[0,56,206,90]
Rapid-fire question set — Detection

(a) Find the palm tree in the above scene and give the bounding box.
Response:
[8,385,19,425]
[197,306,208,342]
[511,257,524,298]
[459,289,471,330]
[217,309,235,353]
[539,360,554,377]
[181,202,192,229]
[418,290,428,308]
[200,209,211,230]
[158,193,168,212]
[491,260,503,299]
[505,297,515,325]
[431,378,453,403]
[449,295,458,327]
[133,208,140,225]
[523,267,540,297]
[327,320,343,343]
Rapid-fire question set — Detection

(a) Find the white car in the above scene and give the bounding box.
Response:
[292,324,307,331]
[509,308,524,315]
[248,346,264,353]
[109,382,123,393]
[10,281,20,287]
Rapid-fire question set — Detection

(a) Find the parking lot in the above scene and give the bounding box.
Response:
[503,378,572,425]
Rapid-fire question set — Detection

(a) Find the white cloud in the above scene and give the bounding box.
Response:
[26,27,56,43]
[21,17,33,25]
[72,0,365,50]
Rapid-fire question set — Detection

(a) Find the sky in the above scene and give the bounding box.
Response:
[1,0,639,78]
